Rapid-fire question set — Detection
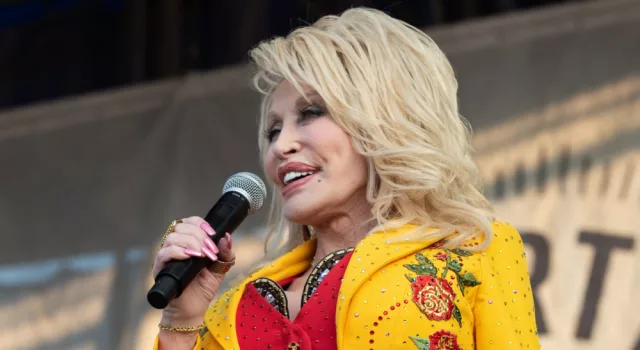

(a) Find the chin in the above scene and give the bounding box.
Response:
[282,198,324,225]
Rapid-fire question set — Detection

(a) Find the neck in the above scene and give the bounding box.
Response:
[310,203,374,264]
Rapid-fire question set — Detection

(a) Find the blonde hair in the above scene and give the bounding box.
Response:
[249,7,494,260]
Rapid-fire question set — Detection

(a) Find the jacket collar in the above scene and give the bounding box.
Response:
[333,225,439,348]
[207,224,437,350]
[207,238,317,349]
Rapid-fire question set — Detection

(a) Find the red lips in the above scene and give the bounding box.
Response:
[277,162,319,185]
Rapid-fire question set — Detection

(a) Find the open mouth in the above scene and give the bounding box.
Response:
[283,171,316,185]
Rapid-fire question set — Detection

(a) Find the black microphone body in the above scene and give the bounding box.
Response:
[147,191,250,309]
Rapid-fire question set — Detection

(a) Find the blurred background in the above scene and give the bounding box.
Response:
[0,0,638,349]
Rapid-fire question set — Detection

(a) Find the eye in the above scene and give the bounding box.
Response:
[299,104,326,121]
[264,127,281,143]
[263,120,281,143]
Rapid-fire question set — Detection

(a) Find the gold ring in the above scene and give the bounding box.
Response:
[209,257,236,274]
[160,219,182,247]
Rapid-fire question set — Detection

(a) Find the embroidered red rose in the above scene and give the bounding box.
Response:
[411,275,456,320]
[428,330,461,350]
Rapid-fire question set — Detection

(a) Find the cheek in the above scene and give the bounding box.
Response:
[346,154,368,188]
[326,138,368,186]
[263,151,278,183]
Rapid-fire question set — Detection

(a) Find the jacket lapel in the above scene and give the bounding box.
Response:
[335,225,440,349]
[207,238,317,349]
[207,225,440,350]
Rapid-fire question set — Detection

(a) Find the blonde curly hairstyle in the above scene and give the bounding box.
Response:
[249,7,494,260]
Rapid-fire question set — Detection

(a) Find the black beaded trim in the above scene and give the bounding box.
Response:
[251,247,353,319]
[253,277,290,319]
[300,247,354,306]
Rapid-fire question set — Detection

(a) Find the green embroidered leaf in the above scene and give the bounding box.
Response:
[404,262,436,277]
[452,305,462,327]
[451,248,472,257]
[405,274,416,283]
[416,252,438,271]
[457,276,466,296]
[448,260,462,273]
[440,253,451,279]
[460,272,481,287]
[409,336,431,350]
[440,265,448,279]
[199,326,209,339]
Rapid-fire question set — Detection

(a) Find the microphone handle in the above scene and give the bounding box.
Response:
[147,191,250,309]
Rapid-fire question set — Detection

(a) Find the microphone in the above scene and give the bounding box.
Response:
[147,172,267,309]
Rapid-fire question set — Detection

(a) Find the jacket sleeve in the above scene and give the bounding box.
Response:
[473,222,541,349]
[153,328,223,350]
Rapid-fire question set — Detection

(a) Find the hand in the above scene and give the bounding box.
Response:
[152,216,235,323]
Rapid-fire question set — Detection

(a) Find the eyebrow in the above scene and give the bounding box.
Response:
[295,92,322,109]
[266,91,323,123]
[266,111,280,124]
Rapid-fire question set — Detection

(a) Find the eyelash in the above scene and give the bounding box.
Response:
[264,105,326,142]
[263,128,279,143]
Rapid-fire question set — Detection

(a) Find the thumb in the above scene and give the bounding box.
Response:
[216,232,235,262]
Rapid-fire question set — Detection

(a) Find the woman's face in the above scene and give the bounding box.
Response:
[263,80,369,225]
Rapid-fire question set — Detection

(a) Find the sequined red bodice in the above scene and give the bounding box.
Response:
[236,251,353,350]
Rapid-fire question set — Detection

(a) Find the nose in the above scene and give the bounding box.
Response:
[272,124,300,158]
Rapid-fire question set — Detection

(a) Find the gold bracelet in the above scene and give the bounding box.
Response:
[160,219,183,248]
[158,323,205,332]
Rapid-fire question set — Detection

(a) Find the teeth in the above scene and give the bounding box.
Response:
[283,171,315,185]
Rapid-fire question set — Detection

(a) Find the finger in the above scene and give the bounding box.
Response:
[217,232,235,262]
[201,246,218,262]
[184,248,203,258]
[162,231,202,251]
[152,245,200,277]
[181,216,207,229]
[164,228,219,261]
[175,221,219,254]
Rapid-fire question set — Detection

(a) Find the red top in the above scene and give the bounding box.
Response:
[236,252,353,350]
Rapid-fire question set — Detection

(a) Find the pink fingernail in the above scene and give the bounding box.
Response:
[200,222,216,236]
[202,247,218,261]
[203,237,219,254]
[226,233,232,250]
[184,248,203,257]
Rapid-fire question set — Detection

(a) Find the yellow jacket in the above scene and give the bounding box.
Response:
[154,221,540,349]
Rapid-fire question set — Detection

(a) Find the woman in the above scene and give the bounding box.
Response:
[153,8,539,350]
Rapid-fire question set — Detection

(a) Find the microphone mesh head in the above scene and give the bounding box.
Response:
[222,172,267,214]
